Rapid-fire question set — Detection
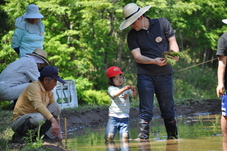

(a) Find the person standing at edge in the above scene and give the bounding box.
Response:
[216,19,227,150]
[119,3,179,140]
[12,4,45,58]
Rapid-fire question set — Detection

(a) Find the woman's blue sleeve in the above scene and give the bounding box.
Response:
[11,28,25,49]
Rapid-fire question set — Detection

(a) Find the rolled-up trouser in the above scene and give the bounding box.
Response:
[12,102,61,135]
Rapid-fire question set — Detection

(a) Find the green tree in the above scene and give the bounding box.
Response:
[1,0,227,104]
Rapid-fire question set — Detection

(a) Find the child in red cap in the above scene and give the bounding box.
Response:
[105,66,137,142]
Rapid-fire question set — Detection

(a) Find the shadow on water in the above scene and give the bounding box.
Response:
[65,114,224,151]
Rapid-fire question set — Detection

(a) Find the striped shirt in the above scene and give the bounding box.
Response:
[108,86,133,118]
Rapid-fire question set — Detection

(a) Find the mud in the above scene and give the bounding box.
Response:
[60,99,221,133]
[10,99,221,151]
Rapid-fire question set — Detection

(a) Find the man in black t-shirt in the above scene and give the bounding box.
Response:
[216,19,227,138]
[119,3,179,140]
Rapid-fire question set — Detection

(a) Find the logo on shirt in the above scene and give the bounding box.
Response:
[155,36,162,43]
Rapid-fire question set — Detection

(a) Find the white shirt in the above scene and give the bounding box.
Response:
[108,85,133,118]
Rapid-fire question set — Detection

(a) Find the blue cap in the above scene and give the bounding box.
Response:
[40,66,66,84]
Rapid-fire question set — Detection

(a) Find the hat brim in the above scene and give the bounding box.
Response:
[119,5,151,30]
[26,52,49,65]
[222,19,227,24]
[53,75,66,84]
[24,14,44,19]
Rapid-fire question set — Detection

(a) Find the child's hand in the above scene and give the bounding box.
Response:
[130,86,136,91]
[130,86,137,97]
[124,85,131,90]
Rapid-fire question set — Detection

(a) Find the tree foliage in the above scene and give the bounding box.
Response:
[0,0,227,104]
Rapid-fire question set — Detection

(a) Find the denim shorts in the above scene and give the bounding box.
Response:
[222,94,227,116]
[104,116,129,140]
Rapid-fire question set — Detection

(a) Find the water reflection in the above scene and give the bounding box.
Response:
[104,139,179,151]
[105,140,130,151]
[138,140,151,151]
[166,139,178,151]
[223,136,227,151]
[67,114,223,151]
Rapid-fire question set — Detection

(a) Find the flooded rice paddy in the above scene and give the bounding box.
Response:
[64,114,224,151]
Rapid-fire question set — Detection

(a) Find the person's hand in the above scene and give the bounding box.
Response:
[217,84,225,98]
[124,85,131,90]
[50,117,63,141]
[154,58,167,66]
[130,86,136,91]
[167,55,179,61]
[166,50,180,61]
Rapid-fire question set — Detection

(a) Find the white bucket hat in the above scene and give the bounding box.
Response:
[222,19,227,24]
[23,4,44,19]
[119,3,151,30]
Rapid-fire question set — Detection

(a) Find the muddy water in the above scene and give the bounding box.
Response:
[65,114,223,151]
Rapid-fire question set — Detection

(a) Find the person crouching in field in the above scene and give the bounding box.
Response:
[11,66,65,143]
[104,66,137,142]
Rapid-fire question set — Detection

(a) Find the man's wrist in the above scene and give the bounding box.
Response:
[49,117,56,123]
[218,82,224,85]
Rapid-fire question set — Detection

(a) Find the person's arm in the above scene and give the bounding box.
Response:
[113,85,131,97]
[11,28,24,50]
[217,55,227,97]
[168,36,180,61]
[131,48,167,66]
[49,116,63,141]
[130,86,137,97]
[43,93,62,141]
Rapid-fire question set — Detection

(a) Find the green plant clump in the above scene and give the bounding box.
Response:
[162,51,184,65]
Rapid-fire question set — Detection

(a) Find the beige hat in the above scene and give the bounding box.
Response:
[119,3,151,30]
[26,48,49,65]
[222,19,227,24]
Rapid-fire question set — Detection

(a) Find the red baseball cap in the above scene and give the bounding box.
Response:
[106,66,123,79]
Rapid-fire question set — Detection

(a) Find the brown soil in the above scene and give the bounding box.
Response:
[59,99,221,132]
[10,99,221,151]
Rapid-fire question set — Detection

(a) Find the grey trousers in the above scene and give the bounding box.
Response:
[12,102,61,135]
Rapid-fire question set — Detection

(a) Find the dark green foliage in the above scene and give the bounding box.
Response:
[0,0,226,104]
[0,138,8,151]
[0,101,14,110]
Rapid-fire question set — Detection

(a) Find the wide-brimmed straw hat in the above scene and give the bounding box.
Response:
[119,3,151,30]
[222,19,227,24]
[26,48,49,65]
[23,4,44,19]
